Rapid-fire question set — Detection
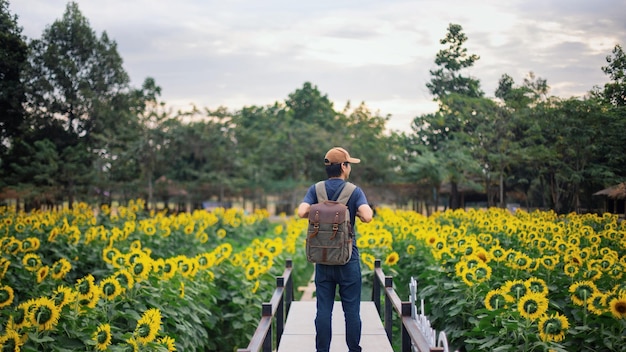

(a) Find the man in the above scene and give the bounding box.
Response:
[297,147,374,352]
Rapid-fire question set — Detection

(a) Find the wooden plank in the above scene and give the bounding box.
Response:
[278,301,393,352]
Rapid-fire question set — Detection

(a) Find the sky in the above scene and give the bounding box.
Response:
[8,0,626,132]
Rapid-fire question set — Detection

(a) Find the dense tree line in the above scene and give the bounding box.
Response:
[1,2,625,214]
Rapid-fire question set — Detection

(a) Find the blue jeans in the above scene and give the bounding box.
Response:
[314,258,362,352]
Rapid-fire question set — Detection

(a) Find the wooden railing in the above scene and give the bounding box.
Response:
[236,259,294,352]
[372,259,445,352]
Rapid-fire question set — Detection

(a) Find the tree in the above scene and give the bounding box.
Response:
[0,0,28,185]
[602,44,626,106]
[410,23,484,209]
[22,1,132,205]
[426,23,483,99]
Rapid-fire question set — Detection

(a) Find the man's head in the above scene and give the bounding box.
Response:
[324,147,360,178]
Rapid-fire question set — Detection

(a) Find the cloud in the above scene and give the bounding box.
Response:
[8,0,626,132]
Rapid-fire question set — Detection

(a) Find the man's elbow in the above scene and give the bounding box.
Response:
[297,203,310,218]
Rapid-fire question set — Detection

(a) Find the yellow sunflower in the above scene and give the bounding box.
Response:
[30,297,61,331]
[484,288,513,310]
[12,300,34,330]
[134,308,162,344]
[131,256,153,282]
[502,279,527,300]
[569,280,598,306]
[102,247,121,264]
[160,258,178,281]
[100,276,124,300]
[21,253,42,272]
[525,277,548,295]
[114,268,135,290]
[50,257,72,280]
[538,312,569,342]
[384,252,399,266]
[93,323,112,351]
[52,285,78,309]
[360,253,376,271]
[0,284,15,308]
[0,258,10,279]
[76,274,97,300]
[609,292,626,319]
[159,336,177,352]
[21,237,40,252]
[0,329,24,351]
[588,291,607,316]
[518,292,549,321]
[37,265,49,283]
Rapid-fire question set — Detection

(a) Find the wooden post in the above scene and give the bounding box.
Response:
[262,303,272,352]
[372,259,381,313]
[384,275,393,343]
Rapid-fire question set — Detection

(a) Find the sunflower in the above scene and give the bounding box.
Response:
[30,297,61,331]
[158,335,177,352]
[484,289,513,310]
[21,237,40,251]
[488,245,507,262]
[131,256,153,282]
[0,258,10,279]
[569,280,598,306]
[406,244,416,255]
[525,277,548,295]
[12,300,34,330]
[540,255,559,271]
[216,228,227,239]
[50,258,72,280]
[0,329,24,351]
[21,253,42,272]
[76,274,97,300]
[563,263,579,278]
[245,262,261,281]
[588,291,607,316]
[518,292,549,321]
[502,279,527,300]
[608,292,626,319]
[384,252,399,266]
[113,268,135,291]
[195,231,209,243]
[52,285,78,308]
[360,253,376,271]
[93,323,112,351]
[473,262,492,283]
[100,276,124,300]
[160,259,178,281]
[179,282,185,299]
[538,312,569,342]
[126,336,139,351]
[0,284,15,308]
[195,253,214,272]
[134,308,162,344]
[37,265,50,283]
[102,247,121,264]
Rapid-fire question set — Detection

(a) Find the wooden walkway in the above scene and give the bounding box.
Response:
[277,301,394,352]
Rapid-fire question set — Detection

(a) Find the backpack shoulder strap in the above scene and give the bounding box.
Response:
[314,181,327,202]
[336,182,356,205]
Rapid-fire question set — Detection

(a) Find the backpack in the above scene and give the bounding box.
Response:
[306,181,356,265]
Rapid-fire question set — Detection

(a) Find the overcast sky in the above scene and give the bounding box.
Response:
[9,0,626,132]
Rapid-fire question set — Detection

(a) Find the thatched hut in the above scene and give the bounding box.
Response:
[593,182,626,217]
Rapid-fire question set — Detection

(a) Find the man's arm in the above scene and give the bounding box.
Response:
[356,204,373,223]
[297,202,310,218]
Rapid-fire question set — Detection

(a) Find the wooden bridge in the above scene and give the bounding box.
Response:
[237,259,447,352]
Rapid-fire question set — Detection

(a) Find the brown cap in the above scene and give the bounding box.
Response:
[324,147,361,165]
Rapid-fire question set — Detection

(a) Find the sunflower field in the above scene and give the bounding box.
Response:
[1,201,625,351]
[0,200,307,351]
